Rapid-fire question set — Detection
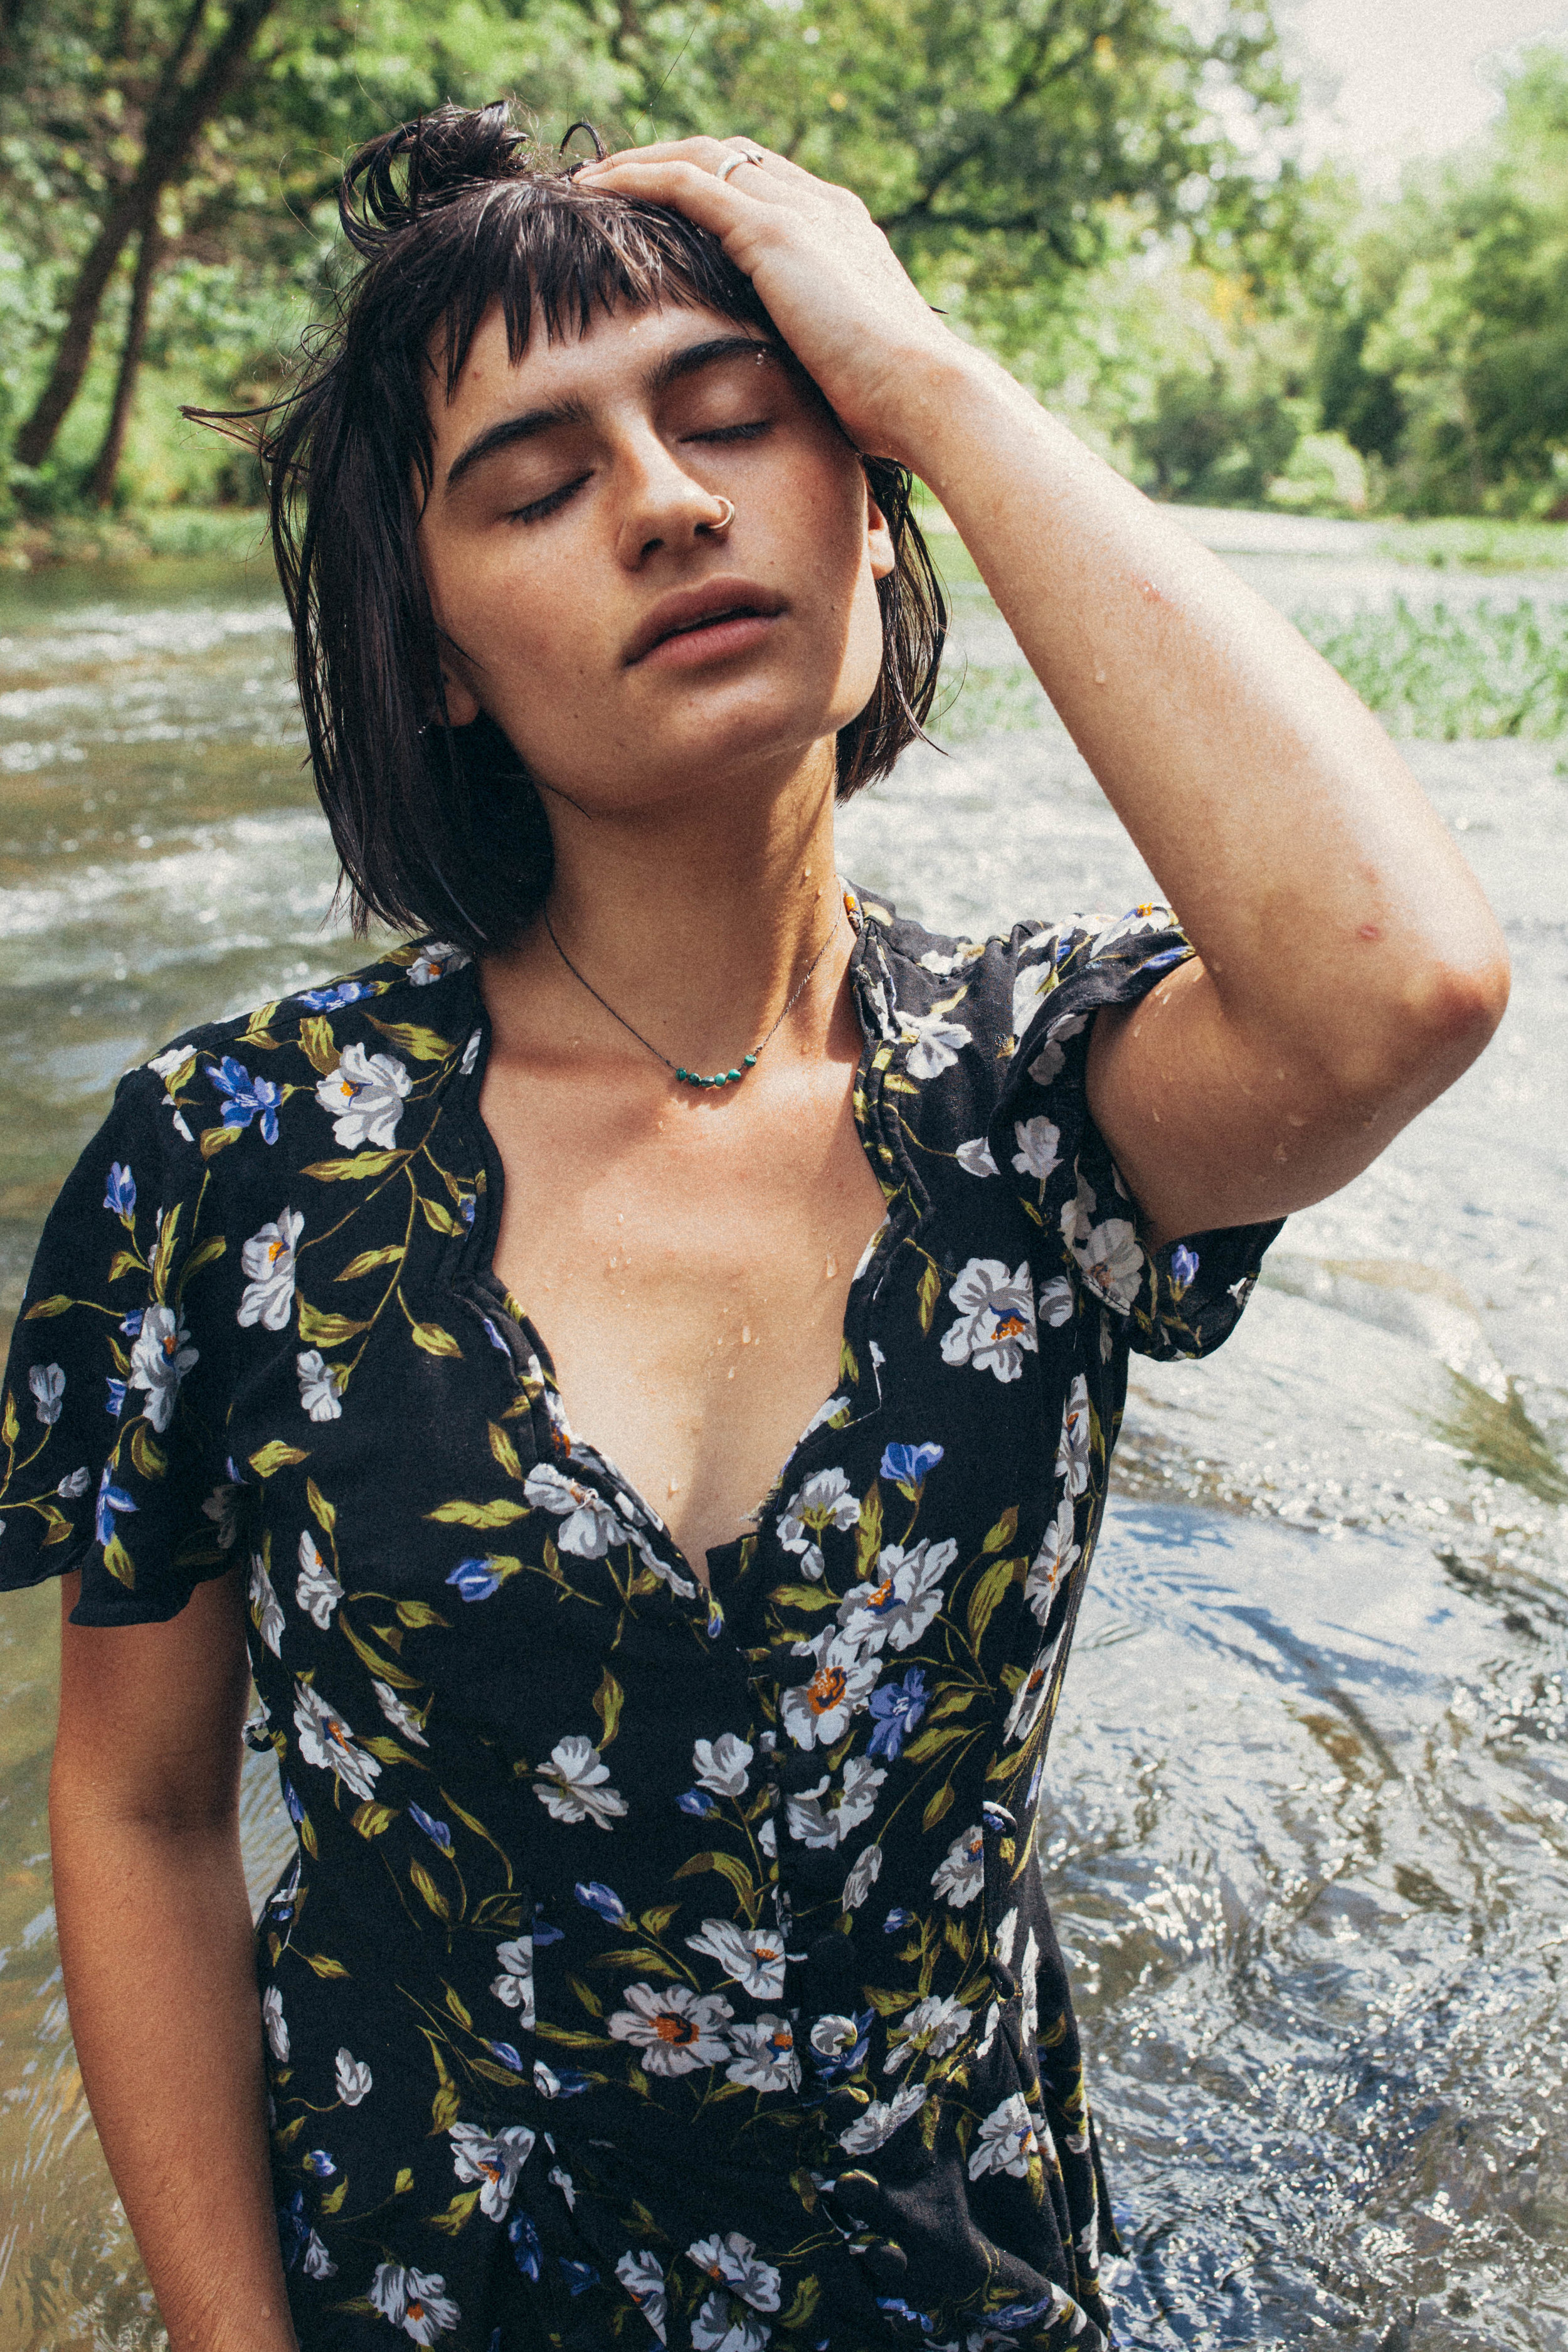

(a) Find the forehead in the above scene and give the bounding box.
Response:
[437,296,760,419]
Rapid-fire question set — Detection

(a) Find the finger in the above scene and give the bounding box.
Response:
[571,154,788,232]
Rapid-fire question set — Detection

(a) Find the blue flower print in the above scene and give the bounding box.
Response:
[883,1909,914,1932]
[120,1308,143,1337]
[678,1788,718,1816]
[210,1056,283,1143]
[105,1376,126,1416]
[575,1880,627,1924]
[876,2299,936,2331]
[103,1162,135,1220]
[532,1909,563,1947]
[880,1441,944,1491]
[534,2061,590,2098]
[277,2189,309,2269]
[809,2006,872,2080]
[303,2148,338,2179]
[1170,1242,1200,1294]
[282,1777,305,1827]
[485,2040,525,2074]
[992,2292,1062,2331]
[409,1805,453,1852]
[95,1465,136,1545]
[508,2209,542,2282]
[295,979,375,1012]
[559,2258,600,2295]
[867,1666,930,1761]
[447,1556,503,1602]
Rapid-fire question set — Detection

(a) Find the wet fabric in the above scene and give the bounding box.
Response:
[0,889,1280,2352]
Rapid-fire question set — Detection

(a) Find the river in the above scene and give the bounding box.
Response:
[1,522,1565,2349]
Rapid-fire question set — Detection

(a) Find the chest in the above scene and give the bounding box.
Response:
[479,1046,890,1574]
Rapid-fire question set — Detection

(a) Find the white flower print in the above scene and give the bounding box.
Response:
[692,2291,771,2352]
[302,2231,336,2280]
[785,1776,838,1850]
[334,2048,373,2106]
[292,1680,380,1802]
[796,1391,850,1444]
[932,1821,985,1907]
[262,1985,289,2062]
[523,1464,628,1558]
[533,1733,627,1828]
[237,1207,304,1332]
[368,2262,460,2344]
[1038,1273,1074,1330]
[688,2230,783,2312]
[726,2015,800,2094]
[57,1465,92,1499]
[968,2091,1040,2180]
[128,1302,198,1431]
[248,1550,284,1658]
[940,1258,1037,1384]
[1019,1926,1041,2051]
[837,1537,955,1653]
[295,1347,345,1422]
[1011,934,1069,1037]
[778,1629,880,1751]
[460,1027,482,1076]
[1093,901,1172,952]
[315,1042,411,1150]
[1028,1012,1086,1085]
[835,1755,886,1838]
[955,1135,999,1179]
[1004,1646,1057,1742]
[147,1044,197,1140]
[685,1919,787,2000]
[838,2081,929,2154]
[884,1992,972,2074]
[1056,1374,1091,1500]
[607,1983,733,2076]
[450,2120,535,2220]
[373,1678,429,1747]
[408,940,470,987]
[784,1757,883,1853]
[692,1734,753,1798]
[900,1005,970,1079]
[549,2162,576,2210]
[1011,1115,1061,1184]
[1025,1495,1081,1626]
[490,1934,534,2029]
[841,1841,883,1912]
[28,1362,64,1426]
[776,1468,859,1581]
[918,945,978,976]
[616,2249,669,2341]
[1061,1174,1143,1313]
[295,1530,343,1629]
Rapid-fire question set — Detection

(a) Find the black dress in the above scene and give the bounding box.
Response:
[0,889,1279,2352]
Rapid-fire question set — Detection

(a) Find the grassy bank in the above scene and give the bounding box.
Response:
[0,506,271,569]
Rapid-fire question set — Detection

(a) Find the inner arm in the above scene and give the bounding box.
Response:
[899,351,1510,1244]
[50,1567,297,2352]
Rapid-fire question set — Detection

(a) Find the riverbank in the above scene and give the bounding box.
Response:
[0,506,270,570]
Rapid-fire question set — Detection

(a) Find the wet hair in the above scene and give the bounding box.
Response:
[229,98,947,952]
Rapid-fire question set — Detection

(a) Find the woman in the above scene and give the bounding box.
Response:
[0,100,1507,2352]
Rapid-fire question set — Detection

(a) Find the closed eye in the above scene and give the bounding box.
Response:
[507,472,592,525]
[689,420,771,445]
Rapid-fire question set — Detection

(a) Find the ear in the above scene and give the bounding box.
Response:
[865,487,897,583]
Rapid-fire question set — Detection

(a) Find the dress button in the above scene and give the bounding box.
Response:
[824,2087,867,2130]
[774,1749,827,1793]
[831,2169,882,2222]
[862,2239,909,2290]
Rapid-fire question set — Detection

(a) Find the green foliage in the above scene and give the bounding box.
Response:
[1294,598,1568,739]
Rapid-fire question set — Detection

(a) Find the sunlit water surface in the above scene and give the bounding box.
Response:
[0,540,1564,2351]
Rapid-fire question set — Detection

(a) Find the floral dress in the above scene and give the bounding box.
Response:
[0,890,1279,2352]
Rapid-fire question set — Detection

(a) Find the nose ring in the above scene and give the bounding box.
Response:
[706,497,736,534]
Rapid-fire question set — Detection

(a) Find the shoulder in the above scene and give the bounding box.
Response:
[116,938,482,1177]
[852,888,1193,1118]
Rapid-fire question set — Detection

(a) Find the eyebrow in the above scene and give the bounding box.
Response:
[442,334,781,494]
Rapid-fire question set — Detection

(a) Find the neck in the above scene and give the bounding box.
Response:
[483,742,851,1076]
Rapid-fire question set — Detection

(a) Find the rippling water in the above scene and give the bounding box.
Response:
[1,532,1565,2350]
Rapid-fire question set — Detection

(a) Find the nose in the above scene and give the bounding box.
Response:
[612,427,732,569]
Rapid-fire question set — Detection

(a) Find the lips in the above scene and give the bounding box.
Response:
[623,577,787,667]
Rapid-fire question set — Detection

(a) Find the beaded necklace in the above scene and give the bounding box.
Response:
[541,892,847,1089]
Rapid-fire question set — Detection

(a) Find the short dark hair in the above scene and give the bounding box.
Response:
[245,100,947,953]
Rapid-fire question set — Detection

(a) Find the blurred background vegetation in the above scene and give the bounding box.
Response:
[3,0,1568,556]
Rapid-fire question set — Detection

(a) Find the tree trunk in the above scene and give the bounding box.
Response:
[88,208,162,506]
[11,0,281,471]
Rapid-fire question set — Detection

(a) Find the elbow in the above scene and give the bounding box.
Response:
[1332,938,1511,1111]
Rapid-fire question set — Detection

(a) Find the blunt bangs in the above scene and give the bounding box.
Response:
[242,100,946,953]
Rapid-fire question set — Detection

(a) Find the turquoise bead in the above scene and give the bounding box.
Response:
[676,1068,688,1082]
[743,1054,757,1067]
[728,1069,741,1082]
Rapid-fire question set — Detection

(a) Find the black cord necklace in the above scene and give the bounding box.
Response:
[541,893,847,1089]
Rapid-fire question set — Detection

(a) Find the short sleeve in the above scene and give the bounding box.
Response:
[995,904,1282,1362]
[0,1063,242,1624]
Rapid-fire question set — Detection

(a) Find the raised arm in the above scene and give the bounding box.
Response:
[50,1567,297,2352]
[577,139,1510,1243]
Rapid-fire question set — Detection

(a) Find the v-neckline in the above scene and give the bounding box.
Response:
[447,899,908,1608]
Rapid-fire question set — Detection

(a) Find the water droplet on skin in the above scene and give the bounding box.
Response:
[741,1325,752,1345]
[668,1476,681,1495]
[1094,667,1107,686]
[825,1255,838,1278]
